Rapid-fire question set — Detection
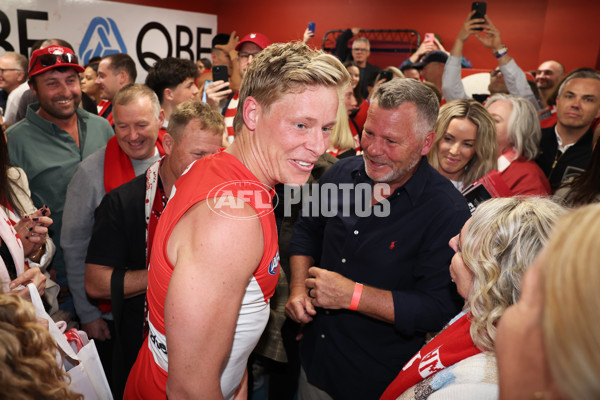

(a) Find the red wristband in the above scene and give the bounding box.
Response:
[349,283,363,311]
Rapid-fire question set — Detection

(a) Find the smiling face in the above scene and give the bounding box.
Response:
[80,66,100,97]
[555,77,600,131]
[0,54,25,93]
[250,85,338,186]
[361,100,433,192]
[536,61,563,90]
[31,68,82,122]
[113,95,162,160]
[448,219,475,300]
[95,59,122,101]
[487,100,513,155]
[436,117,477,182]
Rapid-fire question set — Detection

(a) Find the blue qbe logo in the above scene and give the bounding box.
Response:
[79,17,127,65]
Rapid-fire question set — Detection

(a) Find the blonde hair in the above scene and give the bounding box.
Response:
[462,197,565,352]
[542,204,600,400]
[486,94,541,161]
[329,87,356,152]
[0,293,83,400]
[233,42,350,133]
[429,99,497,187]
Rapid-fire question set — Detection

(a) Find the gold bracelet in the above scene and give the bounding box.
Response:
[28,243,46,263]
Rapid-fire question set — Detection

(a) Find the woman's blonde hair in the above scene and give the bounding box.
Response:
[329,86,355,152]
[461,197,565,352]
[428,99,497,187]
[0,293,83,400]
[542,204,600,400]
[485,94,541,161]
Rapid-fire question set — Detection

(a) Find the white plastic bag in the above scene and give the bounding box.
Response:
[28,283,113,400]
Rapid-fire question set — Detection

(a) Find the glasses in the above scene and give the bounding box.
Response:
[0,68,20,75]
[239,51,261,60]
[29,53,79,74]
[352,48,369,52]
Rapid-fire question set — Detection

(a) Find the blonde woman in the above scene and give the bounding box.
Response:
[428,99,497,191]
[382,197,565,399]
[328,85,360,159]
[0,293,83,400]
[497,204,600,400]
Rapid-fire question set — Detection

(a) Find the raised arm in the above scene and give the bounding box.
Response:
[477,16,541,109]
[443,11,484,101]
[165,199,264,399]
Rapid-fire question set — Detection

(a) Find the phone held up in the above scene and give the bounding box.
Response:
[308,22,316,35]
[471,2,487,30]
[380,70,394,82]
[424,33,435,44]
[212,65,229,92]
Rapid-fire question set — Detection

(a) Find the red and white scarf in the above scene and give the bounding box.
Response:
[380,312,481,399]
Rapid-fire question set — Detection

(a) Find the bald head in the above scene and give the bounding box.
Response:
[536,60,564,91]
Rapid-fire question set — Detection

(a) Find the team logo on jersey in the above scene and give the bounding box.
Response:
[79,17,127,65]
[268,251,280,275]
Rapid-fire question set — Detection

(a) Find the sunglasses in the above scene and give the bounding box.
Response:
[29,53,79,74]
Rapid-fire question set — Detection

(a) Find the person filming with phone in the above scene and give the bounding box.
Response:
[204,32,271,145]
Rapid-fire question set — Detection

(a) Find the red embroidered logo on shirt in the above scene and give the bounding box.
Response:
[389,241,396,249]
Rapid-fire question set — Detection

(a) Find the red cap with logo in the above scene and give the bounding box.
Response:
[235,33,271,51]
[28,45,85,78]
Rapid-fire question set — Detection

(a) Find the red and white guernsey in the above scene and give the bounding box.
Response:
[124,150,279,400]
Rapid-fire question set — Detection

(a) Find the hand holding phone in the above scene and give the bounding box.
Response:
[424,33,435,44]
[308,22,316,35]
[212,65,229,92]
[471,2,487,30]
[380,70,393,82]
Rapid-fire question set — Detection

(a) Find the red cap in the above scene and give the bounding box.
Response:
[28,46,85,78]
[235,33,271,51]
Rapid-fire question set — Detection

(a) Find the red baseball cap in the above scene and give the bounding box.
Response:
[28,45,85,78]
[235,33,270,51]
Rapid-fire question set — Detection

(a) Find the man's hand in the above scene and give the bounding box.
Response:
[215,30,240,59]
[204,81,232,110]
[82,318,111,341]
[351,27,361,36]
[456,10,486,44]
[10,267,46,298]
[285,284,317,324]
[304,266,355,310]
[475,16,503,52]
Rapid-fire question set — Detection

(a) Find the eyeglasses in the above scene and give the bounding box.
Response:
[29,53,79,74]
[352,48,369,52]
[239,51,261,60]
[0,68,20,75]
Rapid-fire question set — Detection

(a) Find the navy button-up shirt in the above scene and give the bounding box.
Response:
[290,155,470,399]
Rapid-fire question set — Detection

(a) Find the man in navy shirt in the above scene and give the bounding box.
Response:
[286,78,470,399]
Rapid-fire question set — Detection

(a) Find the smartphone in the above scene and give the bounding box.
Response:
[212,65,229,92]
[380,70,393,82]
[471,1,487,30]
[308,22,316,35]
[424,33,435,44]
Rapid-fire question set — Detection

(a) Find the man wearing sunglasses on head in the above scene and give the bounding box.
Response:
[6,45,114,310]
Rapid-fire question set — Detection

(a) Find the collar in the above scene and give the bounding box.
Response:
[25,103,88,135]
[350,155,430,207]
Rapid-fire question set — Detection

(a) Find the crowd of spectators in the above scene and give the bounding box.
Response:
[0,9,599,400]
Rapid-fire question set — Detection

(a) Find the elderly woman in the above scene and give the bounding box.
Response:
[428,99,497,191]
[486,94,551,195]
[496,204,600,400]
[381,197,565,399]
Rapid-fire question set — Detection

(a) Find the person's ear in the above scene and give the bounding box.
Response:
[164,88,173,102]
[421,131,435,155]
[242,96,259,131]
[162,132,174,155]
